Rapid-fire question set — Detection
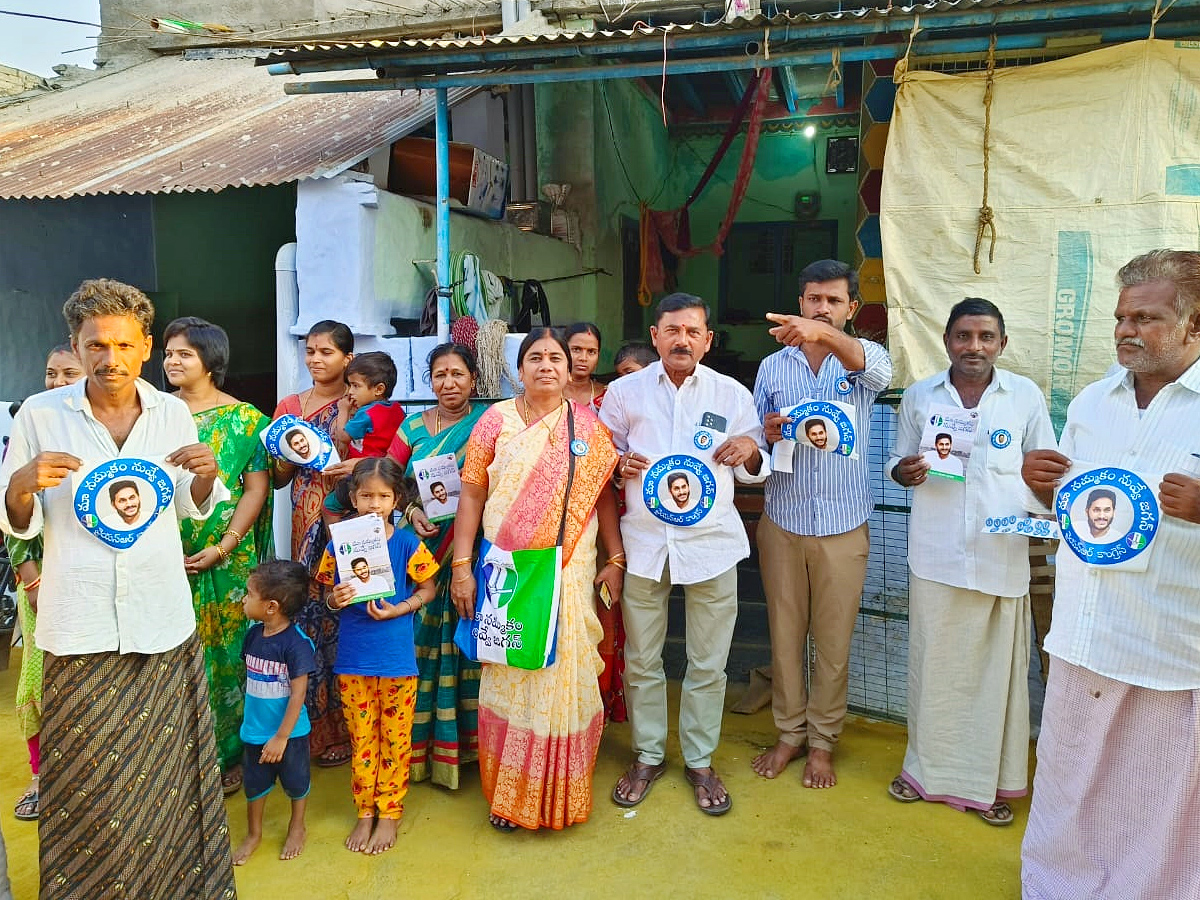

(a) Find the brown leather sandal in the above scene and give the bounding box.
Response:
[612,760,666,808]
[684,767,732,816]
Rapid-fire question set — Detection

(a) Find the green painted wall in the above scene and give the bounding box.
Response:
[666,123,860,361]
[535,79,674,366]
[537,78,861,364]
[152,184,296,413]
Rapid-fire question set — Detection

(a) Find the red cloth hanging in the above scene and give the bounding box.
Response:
[638,72,773,298]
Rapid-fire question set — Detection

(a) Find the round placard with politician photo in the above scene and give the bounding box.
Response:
[74,458,175,550]
[1056,466,1159,568]
[642,454,718,527]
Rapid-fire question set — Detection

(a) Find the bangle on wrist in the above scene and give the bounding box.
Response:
[451,557,474,568]
[216,543,230,563]
[223,528,243,545]
[325,599,339,611]
[24,576,41,591]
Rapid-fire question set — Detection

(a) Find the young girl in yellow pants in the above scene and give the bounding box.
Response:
[321,458,437,854]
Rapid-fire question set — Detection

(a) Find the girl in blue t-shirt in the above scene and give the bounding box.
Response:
[319,457,438,855]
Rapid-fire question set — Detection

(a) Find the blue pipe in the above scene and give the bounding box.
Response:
[435,87,451,344]
[282,19,1200,93]
[265,0,1200,76]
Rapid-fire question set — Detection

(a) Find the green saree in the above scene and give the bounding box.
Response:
[179,402,274,770]
[6,535,42,741]
[388,403,486,789]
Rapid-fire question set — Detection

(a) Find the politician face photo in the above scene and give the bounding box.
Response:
[934,434,953,459]
[667,472,692,510]
[351,558,371,582]
[430,481,449,503]
[804,419,829,450]
[99,478,149,530]
[1085,489,1116,540]
[285,428,313,462]
[1069,487,1130,545]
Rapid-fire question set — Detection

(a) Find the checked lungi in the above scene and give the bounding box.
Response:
[39,632,236,900]
[1022,658,1200,900]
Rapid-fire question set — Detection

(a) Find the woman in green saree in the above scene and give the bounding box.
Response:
[164,317,273,794]
[388,342,486,789]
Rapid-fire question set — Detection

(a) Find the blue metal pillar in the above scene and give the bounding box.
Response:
[435,87,451,343]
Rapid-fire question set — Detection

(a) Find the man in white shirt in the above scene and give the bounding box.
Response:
[1021,250,1200,899]
[601,293,767,816]
[750,259,892,788]
[887,298,1056,826]
[0,279,236,900]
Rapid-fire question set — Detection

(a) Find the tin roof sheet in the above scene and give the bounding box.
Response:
[0,55,472,199]
[262,0,1054,60]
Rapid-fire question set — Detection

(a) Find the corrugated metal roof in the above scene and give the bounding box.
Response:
[262,0,1052,59]
[0,55,473,200]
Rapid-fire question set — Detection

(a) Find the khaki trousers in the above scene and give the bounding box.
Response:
[622,561,739,769]
[757,514,869,752]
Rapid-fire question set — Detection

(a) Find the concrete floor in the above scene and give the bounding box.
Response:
[0,649,1029,900]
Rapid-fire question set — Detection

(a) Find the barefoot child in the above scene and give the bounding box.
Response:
[319,457,438,855]
[234,560,315,865]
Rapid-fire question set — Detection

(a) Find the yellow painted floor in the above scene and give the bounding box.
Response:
[0,648,1028,900]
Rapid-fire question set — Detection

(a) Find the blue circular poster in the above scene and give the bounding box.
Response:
[642,454,718,526]
[1055,467,1159,566]
[781,400,856,457]
[74,458,175,551]
[263,414,338,471]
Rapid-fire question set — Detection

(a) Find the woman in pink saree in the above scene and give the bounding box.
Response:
[451,328,625,831]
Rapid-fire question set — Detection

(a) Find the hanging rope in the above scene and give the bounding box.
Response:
[475,318,515,398]
[1150,0,1178,38]
[973,34,998,276]
[824,46,843,97]
[893,14,922,82]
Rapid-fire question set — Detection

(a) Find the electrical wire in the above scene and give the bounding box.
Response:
[0,9,101,28]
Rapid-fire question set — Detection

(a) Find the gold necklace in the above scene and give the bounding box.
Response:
[433,402,469,435]
[520,396,565,444]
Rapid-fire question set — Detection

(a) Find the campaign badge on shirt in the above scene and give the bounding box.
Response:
[73,457,175,551]
[777,399,858,462]
[1055,465,1160,571]
[642,453,718,527]
[262,414,340,472]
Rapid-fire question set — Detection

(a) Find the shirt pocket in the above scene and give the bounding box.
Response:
[982,425,1022,475]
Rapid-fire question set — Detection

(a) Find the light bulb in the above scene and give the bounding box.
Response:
[803,124,817,138]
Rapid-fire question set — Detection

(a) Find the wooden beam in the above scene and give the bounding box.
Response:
[778,65,799,114]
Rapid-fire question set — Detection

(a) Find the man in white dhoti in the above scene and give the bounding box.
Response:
[1021,250,1200,898]
[888,297,1056,825]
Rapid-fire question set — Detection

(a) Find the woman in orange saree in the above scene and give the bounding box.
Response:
[452,329,625,831]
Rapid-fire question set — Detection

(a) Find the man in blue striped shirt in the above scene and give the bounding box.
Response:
[750,259,892,788]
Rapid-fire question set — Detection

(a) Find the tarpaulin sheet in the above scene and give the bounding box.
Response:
[881,40,1200,428]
